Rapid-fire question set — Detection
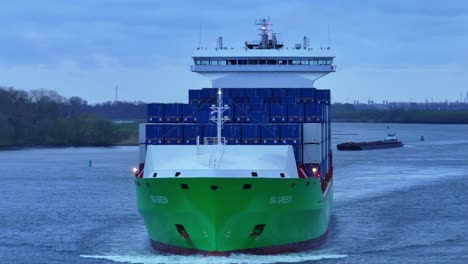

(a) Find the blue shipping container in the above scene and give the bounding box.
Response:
[203,125,217,138]
[260,125,280,144]
[165,104,183,123]
[202,88,217,99]
[220,88,231,97]
[282,96,296,104]
[223,95,233,106]
[287,104,304,122]
[241,125,261,144]
[250,112,268,123]
[256,88,273,97]
[316,89,331,104]
[251,96,264,105]
[147,103,165,123]
[272,88,287,96]
[182,104,199,123]
[223,124,241,144]
[243,89,258,98]
[280,124,302,144]
[201,97,217,104]
[145,124,164,144]
[194,104,213,124]
[286,88,302,97]
[264,96,282,104]
[269,104,287,123]
[183,124,202,144]
[195,110,211,124]
[234,104,252,122]
[188,89,203,104]
[164,125,183,144]
[198,104,212,112]
[227,88,244,98]
[232,97,250,104]
[301,88,316,103]
[304,104,323,123]
[251,104,269,112]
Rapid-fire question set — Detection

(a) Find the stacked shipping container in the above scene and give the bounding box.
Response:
[143,88,331,179]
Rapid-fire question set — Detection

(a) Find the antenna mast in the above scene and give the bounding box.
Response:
[198,24,202,48]
[246,18,283,49]
[210,89,230,145]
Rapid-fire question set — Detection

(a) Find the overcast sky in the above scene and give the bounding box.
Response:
[1,0,467,103]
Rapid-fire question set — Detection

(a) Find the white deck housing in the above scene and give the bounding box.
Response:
[143,145,299,178]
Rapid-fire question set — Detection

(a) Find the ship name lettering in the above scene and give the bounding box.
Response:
[151,195,168,204]
[269,196,292,204]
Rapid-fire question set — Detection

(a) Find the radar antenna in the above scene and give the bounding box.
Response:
[246,18,283,49]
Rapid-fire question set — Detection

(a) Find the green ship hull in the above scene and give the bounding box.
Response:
[135,177,333,254]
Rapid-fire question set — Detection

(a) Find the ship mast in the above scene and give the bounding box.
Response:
[210,88,229,145]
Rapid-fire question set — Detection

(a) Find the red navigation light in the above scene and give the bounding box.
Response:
[316,173,321,178]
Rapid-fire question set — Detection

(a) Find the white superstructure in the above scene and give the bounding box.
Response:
[192,18,336,88]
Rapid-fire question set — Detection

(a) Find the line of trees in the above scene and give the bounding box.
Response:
[0,86,137,147]
[332,103,468,124]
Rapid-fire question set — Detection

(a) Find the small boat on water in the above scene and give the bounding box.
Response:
[337,133,403,151]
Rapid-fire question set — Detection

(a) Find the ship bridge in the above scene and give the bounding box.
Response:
[192,18,336,88]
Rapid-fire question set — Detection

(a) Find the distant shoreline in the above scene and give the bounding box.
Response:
[332,120,468,124]
[0,143,138,150]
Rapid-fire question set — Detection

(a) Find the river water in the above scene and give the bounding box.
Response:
[1,123,467,264]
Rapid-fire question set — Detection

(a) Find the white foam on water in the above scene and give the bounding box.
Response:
[80,252,348,264]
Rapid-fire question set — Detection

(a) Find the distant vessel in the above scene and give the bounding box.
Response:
[337,133,404,151]
[134,18,336,255]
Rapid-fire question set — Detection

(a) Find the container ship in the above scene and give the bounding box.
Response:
[133,19,336,255]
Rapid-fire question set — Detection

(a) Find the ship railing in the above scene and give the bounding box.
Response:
[203,137,226,145]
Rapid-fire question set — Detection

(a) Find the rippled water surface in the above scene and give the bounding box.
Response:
[1,123,468,264]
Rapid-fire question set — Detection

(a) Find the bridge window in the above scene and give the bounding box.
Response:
[194,57,329,66]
